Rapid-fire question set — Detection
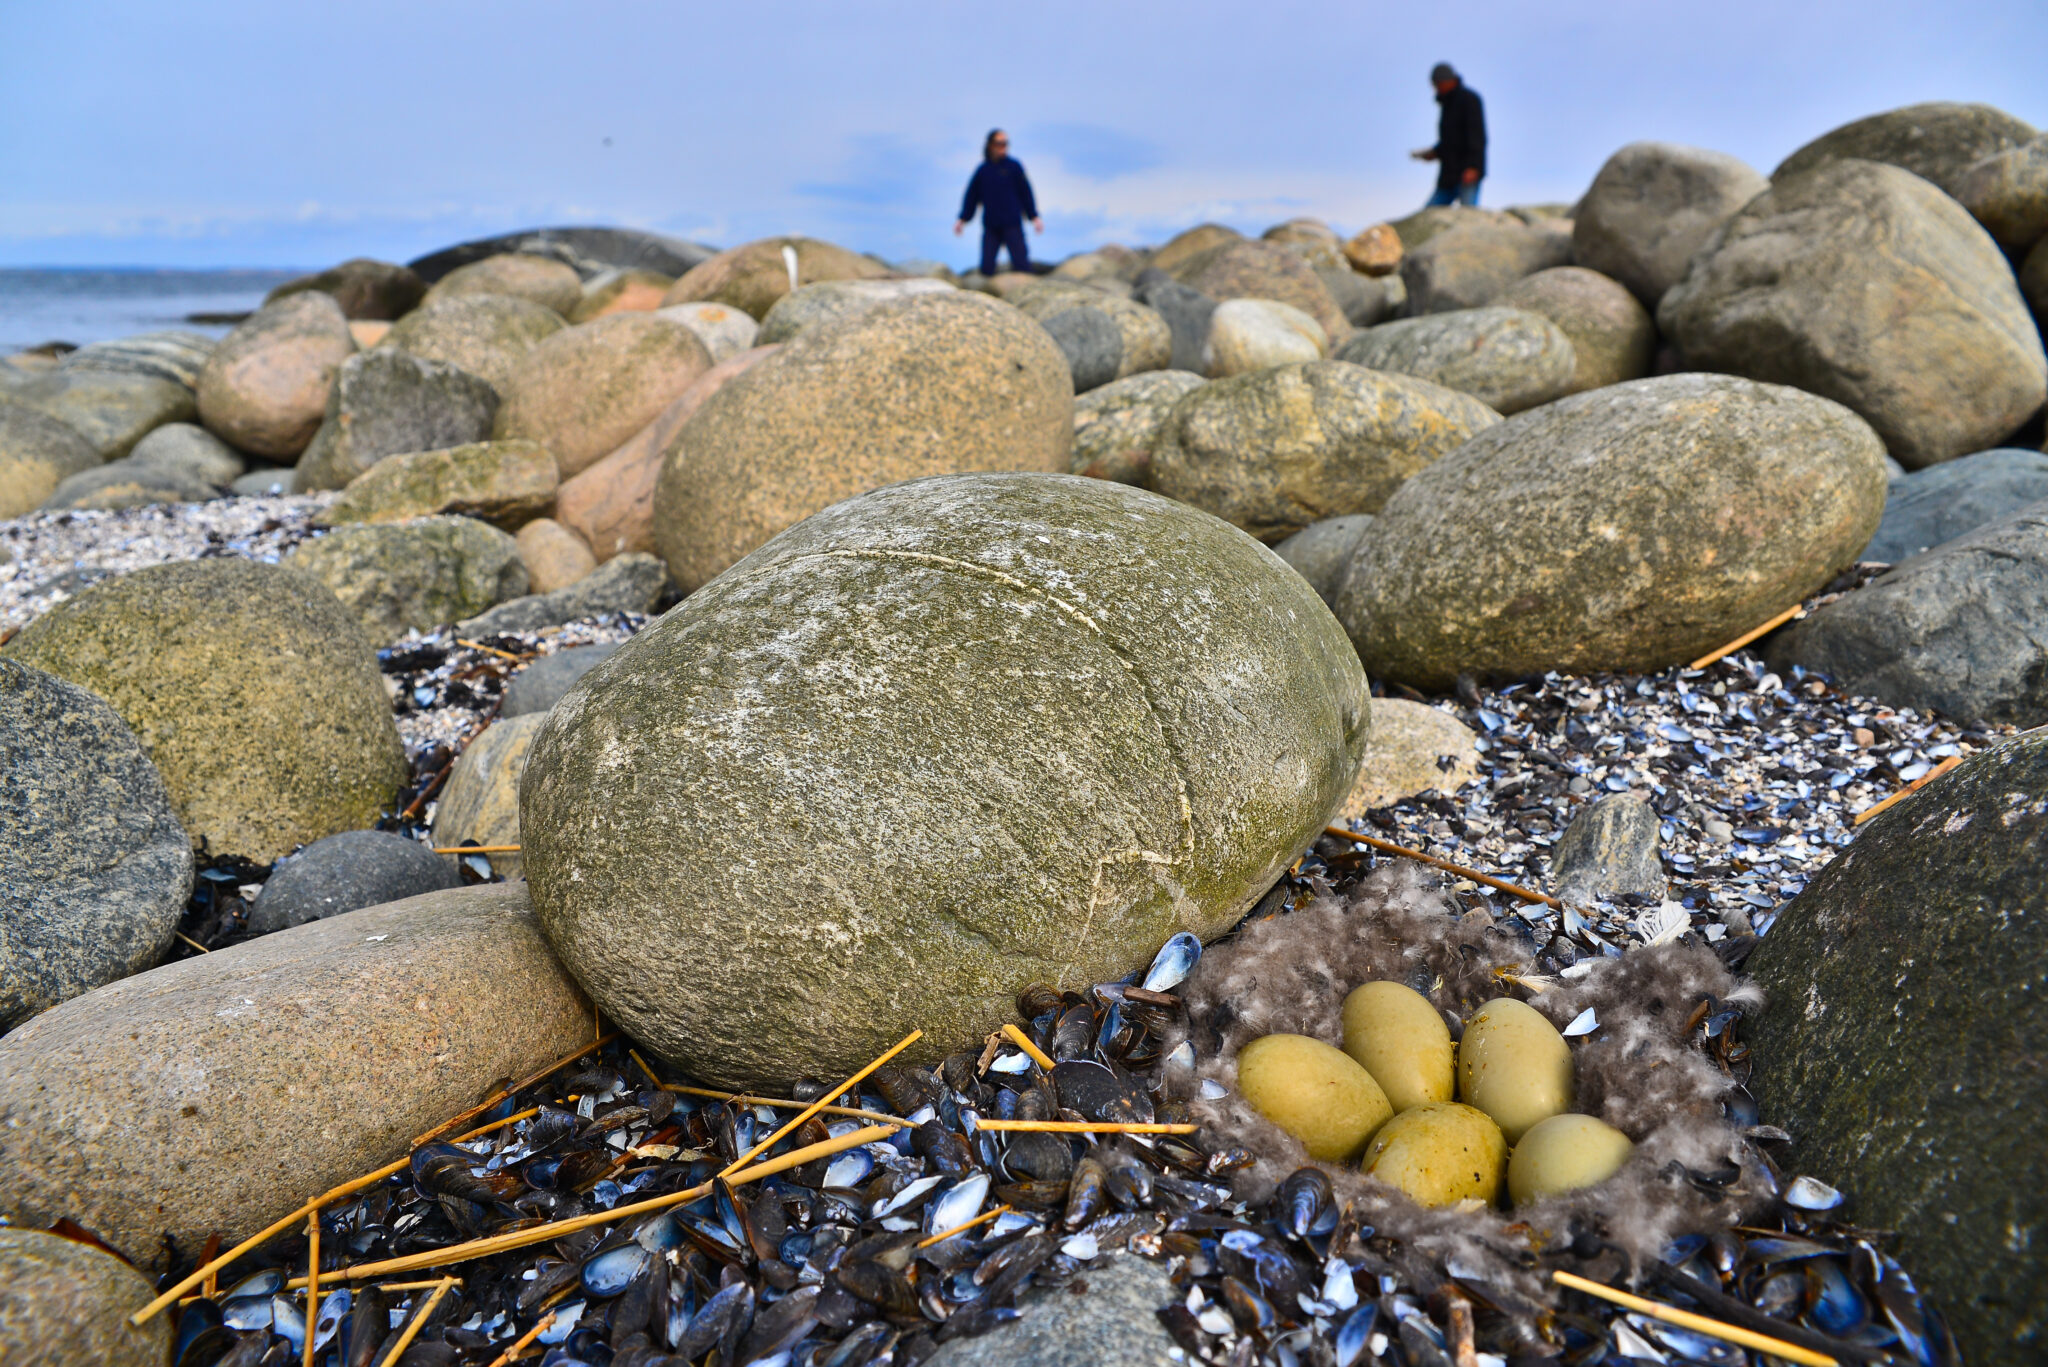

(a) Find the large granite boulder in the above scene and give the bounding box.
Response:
[522,473,1368,1087]
[3,560,406,864]
[408,226,718,283]
[661,235,891,320]
[266,257,427,320]
[0,1228,170,1367]
[246,828,461,934]
[1954,135,2048,257]
[1170,239,1350,343]
[1206,298,1328,377]
[423,252,582,315]
[1660,159,2048,468]
[1334,307,1576,414]
[286,517,529,641]
[568,267,675,322]
[1495,267,1656,394]
[1147,360,1501,542]
[1149,222,1242,273]
[0,397,100,518]
[292,347,501,492]
[1008,282,1173,390]
[0,884,589,1268]
[756,277,954,344]
[1337,374,1889,689]
[2,660,190,1029]
[1773,100,2039,199]
[1387,205,1517,250]
[0,368,196,461]
[61,330,214,389]
[1071,370,1207,485]
[493,313,713,478]
[317,438,557,530]
[39,458,222,512]
[453,550,665,636]
[1866,447,2048,562]
[652,290,1072,592]
[126,421,245,485]
[1398,217,1572,315]
[380,293,567,393]
[194,292,356,459]
[431,713,543,878]
[1767,500,2048,727]
[1749,734,2048,1367]
[1571,142,1769,307]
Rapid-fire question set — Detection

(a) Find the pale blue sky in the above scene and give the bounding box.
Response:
[2,0,2043,270]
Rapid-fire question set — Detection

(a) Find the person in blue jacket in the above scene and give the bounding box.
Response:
[954,129,1043,275]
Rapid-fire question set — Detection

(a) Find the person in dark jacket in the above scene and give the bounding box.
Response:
[1410,63,1486,206]
[954,129,1043,275]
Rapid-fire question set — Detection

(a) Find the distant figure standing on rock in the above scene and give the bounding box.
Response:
[955,129,1043,275]
[1411,63,1486,207]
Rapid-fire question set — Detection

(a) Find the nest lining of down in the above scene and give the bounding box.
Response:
[1176,862,1771,1301]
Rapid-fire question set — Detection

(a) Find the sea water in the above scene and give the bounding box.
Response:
[0,268,303,353]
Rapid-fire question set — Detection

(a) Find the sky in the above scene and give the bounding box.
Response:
[2,0,2045,273]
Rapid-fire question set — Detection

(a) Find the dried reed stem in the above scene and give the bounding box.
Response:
[455,639,532,662]
[974,1120,1197,1134]
[174,931,211,954]
[301,1212,319,1367]
[629,1048,900,1125]
[380,1276,457,1364]
[1324,826,1560,907]
[485,1311,557,1367]
[1852,754,1962,827]
[999,1023,1055,1071]
[1687,603,1808,670]
[413,1033,617,1146]
[916,1204,1013,1249]
[431,845,524,854]
[1553,1270,1836,1367]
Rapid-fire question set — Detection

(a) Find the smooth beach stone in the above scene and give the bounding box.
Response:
[1362,1102,1507,1207]
[430,713,543,878]
[1170,238,1350,344]
[924,1252,1180,1367]
[1507,1114,1634,1206]
[1953,136,2048,255]
[651,291,1073,593]
[1337,698,1480,816]
[1494,268,1655,394]
[39,457,222,512]
[1550,794,1664,903]
[655,301,761,362]
[453,550,664,636]
[1345,222,1403,275]
[1,660,190,1029]
[0,1227,171,1367]
[661,235,891,320]
[317,438,557,530]
[1774,100,2038,199]
[424,252,582,315]
[0,884,590,1268]
[127,421,245,484]
[195,292,355,459]
[1131,275,1219,373]
[292,347,501,492]
[568,267,675,322]
[492,313,713,478]
[1660,159,2047,468]
[1008,282,1172,388]
[1070,369,1206,486]
[231,465,292,496]
[62,329,216,389]
[1750,734,2048,1366]
[1206,298,1327,377]
[287,516,528,642]
[380,293,567,393]
[1150,222,1242,273]
[1338,374,1888,689]
[1457,997,1573,1144]
[1398,217,1571,316]
[1387,205,1517,251]
[1272,513,1374,607]
[500,643,620,718]
[1335,307,1575,415]
[1,368,197,461]
[514,516,596,592]
[1039,305,1123,392]
[3,559,405,864]
[1865,448,2048,562]
[522,473,1368,1088]
[1571,142,1768,307]
[756,277,955,345]
[1341,980,1454,1114]
[1317,265,1397,329]
[267,257,427,320]
[1235,1034,1394,1162]
[0,396,100,518]
[1147,360,1502,543]
[247,829,461,933]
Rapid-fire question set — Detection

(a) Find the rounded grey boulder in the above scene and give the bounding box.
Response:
[1337,374,1889,689]
[247,829,462,934]
[521,473,1369,1087]
[1571,141,1768,307]
[1773,100,2038,199]
[1495,267,1655,394]
[1334,307,1576,415]
[1070,370,1206,486]
[501,642,620,717]
[1273,514,1374,607]
[2,660,191,1028]
[0,1227,170,1367]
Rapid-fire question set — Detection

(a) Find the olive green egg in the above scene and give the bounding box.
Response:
[1507,1113,1635,1205]
[1235,1033,1395,1162]
[1456,996,1573,1143]
[1360,1101,1507,1207]
[1341,980,1455,1114]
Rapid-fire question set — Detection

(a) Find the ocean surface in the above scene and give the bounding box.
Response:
[0,268,304,353]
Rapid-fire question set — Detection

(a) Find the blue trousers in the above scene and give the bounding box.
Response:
[980,221,1030,275]
[1425,179,1482,208]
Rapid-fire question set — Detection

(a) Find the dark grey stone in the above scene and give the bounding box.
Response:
[246,829,460,934]
[1316,265,1395,327]
[1769,500,2048,727]
[1273,514,1375,606]
[1865,448,2048,562]
[1041,306,1123,393]
[293,349,500,493]
[1550,794,1664,902]
[266,258,426,321]
[408,226,719,284]
[1,659,191,1028]
[501,643,621,718]
[1750,732,2048,1367]
[924,1254,1178,1367]
[455,552,666,636]
[1131,273,1218,373]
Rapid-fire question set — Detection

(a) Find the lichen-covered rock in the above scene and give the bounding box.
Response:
[267,257,427,320]
[661,236,892,320]
[195,292,356,459]
[493,313,713,477]
[1660,159,2048,468]
[652,291,1072,592]
[1171,239,1350,344]
[1338,374,1888,689]
[454,550,664,637]
[522,473,1369,1087]
[0,884,590,1268]
[3,559,406,863]
[432,713,543,878]
[1398,218,1572,315]
[1,369,196,461]
[380,293,567,393]
[423,252,583,315]
[1749,733,2048,1367]
[1954,135,2048,256]
[1206,298,1327,377]
[1070,370,1206,486]
[756,278,955,344]
[0,1227,170,1367]
[1273,513,1374,607]
[293,348,501,493]
[2,660,190,1029]
[0,397,100,518]
[1148,360,1501,543]
[1335,307,1575,414]
[1773,100,2038,199]
[286,516,529,641]
[318,439,557,530]
[1571,142,1768,306]
[1495,267,1655,394]
[39,458,222,512]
